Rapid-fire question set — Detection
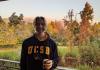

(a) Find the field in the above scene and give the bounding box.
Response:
[0,45,21,61]
[0,45,79,60]
[0,45,100,70]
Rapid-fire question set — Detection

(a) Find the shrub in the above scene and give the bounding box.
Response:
[79,45,100,66]
[77,64,92,70]
[95,66,100,70]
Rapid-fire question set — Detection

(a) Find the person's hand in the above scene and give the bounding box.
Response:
[43,59,53,70]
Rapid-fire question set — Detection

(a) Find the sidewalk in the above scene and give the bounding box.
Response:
[56,66,77,70]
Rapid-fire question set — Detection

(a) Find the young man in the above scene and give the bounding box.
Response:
[20,16,58,70]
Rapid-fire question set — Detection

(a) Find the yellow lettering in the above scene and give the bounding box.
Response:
[34,46,37,53]
[46,47,50,55]
[40,46,44,54]
[36,46,38,53]
[28,46,33,54]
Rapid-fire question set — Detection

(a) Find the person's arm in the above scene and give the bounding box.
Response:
[51,42,59,69]
[43,42,58,70]
[20,41,27,70]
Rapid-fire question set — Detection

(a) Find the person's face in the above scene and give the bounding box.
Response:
[35,19,46,33]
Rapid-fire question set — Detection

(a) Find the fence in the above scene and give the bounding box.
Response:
[0,59,20,70]
[0,59,76,70]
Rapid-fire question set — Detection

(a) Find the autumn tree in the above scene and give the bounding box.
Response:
[64,9,80,47]
[90,23,100,47]
[79,2,93,45]
[72,20,80,46]
[80,2,93,21]
[63,9,73,47]
[0,23,18,45]
[47,21,58,42]
[47,20,66,45]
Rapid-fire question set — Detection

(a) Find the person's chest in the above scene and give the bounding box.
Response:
[26,40,52,60]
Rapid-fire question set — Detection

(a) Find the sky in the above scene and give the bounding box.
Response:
[0,0,100,21]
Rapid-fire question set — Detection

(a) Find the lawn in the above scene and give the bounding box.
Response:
[0,45,21,61]
[0,45,79,61]
[0,45,100,70]
[58,46,79,57]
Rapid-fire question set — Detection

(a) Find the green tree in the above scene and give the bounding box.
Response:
[9,12,24,26]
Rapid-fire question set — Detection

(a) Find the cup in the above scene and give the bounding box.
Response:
[43,59,49,69]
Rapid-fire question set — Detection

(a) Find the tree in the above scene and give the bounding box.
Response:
[72,20,80,46]
[0,23,18,45]
[0,16,3,23]
[79,2,93,45]
[47,21,58,40]
[80,2,93,21]
[19,14,23,20]
[9,12,24,26]
[64,9,80,46]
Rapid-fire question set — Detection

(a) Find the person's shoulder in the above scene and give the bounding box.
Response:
[23,36,34,44]
[48,37,56,45]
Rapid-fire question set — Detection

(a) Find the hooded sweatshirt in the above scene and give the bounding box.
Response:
[20,32,58,70]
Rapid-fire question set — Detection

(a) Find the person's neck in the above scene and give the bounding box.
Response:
[36,32,47,41]
[37,32,45,38]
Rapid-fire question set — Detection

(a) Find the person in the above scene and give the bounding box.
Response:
[20,16,58,70]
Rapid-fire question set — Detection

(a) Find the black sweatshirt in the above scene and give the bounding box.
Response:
[20,33,58,70]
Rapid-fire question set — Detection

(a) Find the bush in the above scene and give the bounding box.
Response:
[95,66,100,70]
[79,45,100,66]
[77,64,92,70]
[77,64,100,70]
[58,46,79,67]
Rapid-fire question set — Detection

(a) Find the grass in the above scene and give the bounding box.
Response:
[0,45,79,61]
[0,51,20,61]
[0,45,100,70]
[77,64,92,70]
[58,46,79,57]
[77,64,100,70]
[58,46,68,57]
[0,44,21,61]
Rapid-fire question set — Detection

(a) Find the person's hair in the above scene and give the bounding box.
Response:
[33,16,46,26]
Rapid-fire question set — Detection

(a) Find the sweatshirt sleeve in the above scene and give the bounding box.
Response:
[51,42,59,69]
[20,41,27,70]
